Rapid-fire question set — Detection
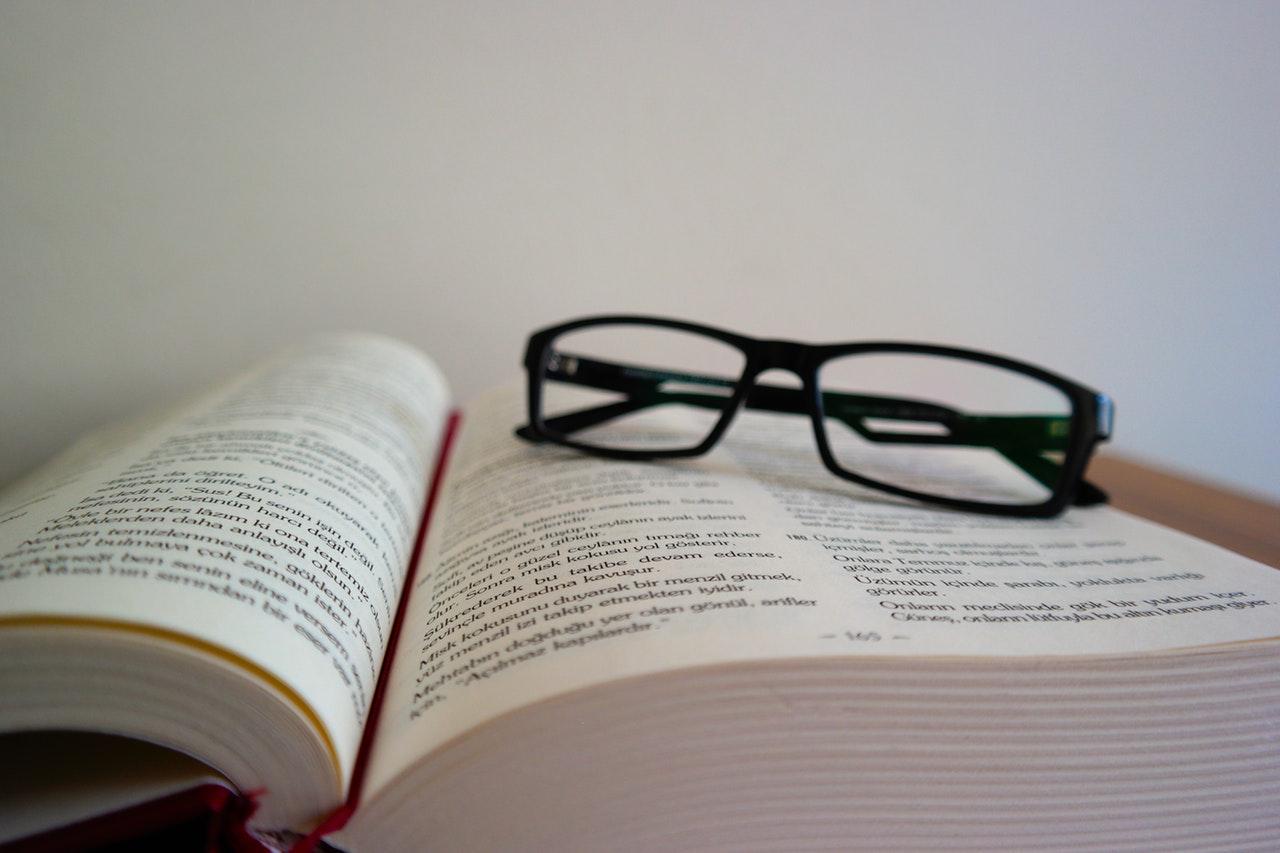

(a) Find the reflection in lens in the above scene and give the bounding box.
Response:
[540,325,746,452]
[818,353,1073,506]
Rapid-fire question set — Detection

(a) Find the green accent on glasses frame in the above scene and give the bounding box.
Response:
[516,316,1114,518]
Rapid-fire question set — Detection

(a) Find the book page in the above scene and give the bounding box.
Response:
[0,335,449,782]
[365,384,1280,796]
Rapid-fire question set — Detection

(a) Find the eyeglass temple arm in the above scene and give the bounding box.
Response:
[518,354,1107,506]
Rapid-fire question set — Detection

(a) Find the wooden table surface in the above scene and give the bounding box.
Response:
[1089,454,1280,570]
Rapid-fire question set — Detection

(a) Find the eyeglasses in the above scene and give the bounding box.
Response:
[516,316,1114,518]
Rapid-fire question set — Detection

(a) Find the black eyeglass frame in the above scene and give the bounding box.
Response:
[518,315,1114,518]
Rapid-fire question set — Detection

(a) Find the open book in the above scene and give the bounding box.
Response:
[2,335,1278,851]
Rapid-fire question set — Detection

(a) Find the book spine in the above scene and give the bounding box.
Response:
[290,410,462,853]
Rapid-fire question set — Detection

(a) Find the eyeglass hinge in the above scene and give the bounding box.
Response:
[1095,394,1114,440]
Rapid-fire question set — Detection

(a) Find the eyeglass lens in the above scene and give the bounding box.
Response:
[817,352,1073,506]
[538,324,746,452]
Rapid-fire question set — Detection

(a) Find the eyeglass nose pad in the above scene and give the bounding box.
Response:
[744,367,808,392]
[736,369,816,422]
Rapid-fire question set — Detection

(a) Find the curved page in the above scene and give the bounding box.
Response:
[0,335,449,783]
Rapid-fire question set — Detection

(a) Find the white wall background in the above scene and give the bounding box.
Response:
[2,2,1277,499]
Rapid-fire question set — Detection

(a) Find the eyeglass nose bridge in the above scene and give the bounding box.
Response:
[750,338,813,376]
